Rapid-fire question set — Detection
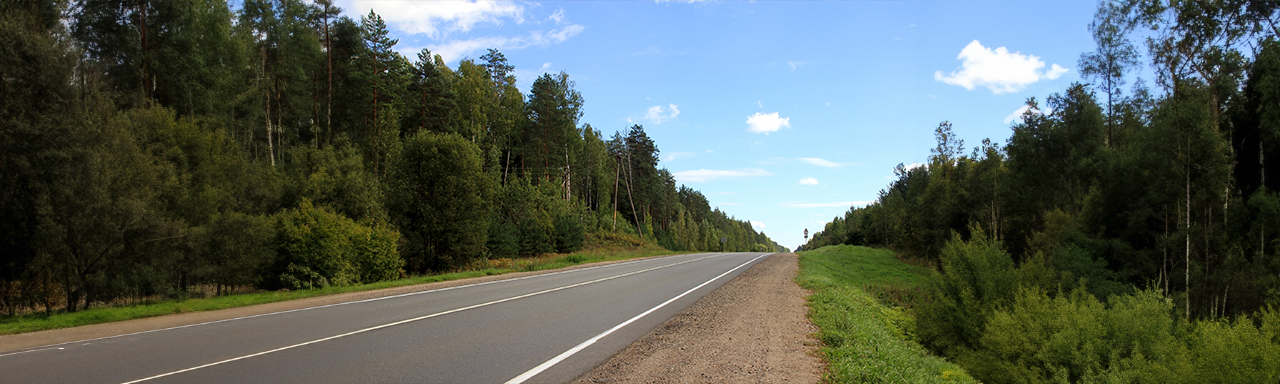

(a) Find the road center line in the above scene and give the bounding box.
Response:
[117,253,729,384]
[504,252,773,384]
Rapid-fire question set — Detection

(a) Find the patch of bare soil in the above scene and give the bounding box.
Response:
[575,252,822,384]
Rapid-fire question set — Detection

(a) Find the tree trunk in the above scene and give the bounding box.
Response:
[263,46,275,168]
[325,3,332,146]
[612,161,619,230]
[1186,171,1191,320]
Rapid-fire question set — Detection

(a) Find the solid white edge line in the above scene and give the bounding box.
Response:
[503,252,773,384]
[0,252,719,358]
[115,253,730,384]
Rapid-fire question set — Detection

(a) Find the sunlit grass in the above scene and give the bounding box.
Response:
[797,245,977,384]
[0,232,682,336]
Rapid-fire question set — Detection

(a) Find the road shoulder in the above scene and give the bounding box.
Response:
[575,252,822,384]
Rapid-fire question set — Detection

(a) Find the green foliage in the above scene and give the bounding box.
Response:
[798,245,977,384]
[202,213,275,289]
[284,143,384,223]
[917,228,1018,357]
[273,199,401,290]
[388,132,493,271]
[553,210,585,253]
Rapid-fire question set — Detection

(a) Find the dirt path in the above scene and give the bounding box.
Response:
[575,252,822,384]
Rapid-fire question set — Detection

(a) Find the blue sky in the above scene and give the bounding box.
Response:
[334,0,1106,250]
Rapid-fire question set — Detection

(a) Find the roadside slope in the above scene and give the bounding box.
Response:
[576,252,821,384]
[796,245,975,383]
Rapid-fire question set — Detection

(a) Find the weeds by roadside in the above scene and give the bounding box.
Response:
[797,245,976,384]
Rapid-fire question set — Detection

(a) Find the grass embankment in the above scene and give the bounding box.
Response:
[0,232,675,336]
[797,245,976,383]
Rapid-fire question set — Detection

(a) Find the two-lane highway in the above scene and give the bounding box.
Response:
[0,252,773,384]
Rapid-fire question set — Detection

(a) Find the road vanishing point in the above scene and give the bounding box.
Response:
[0,252,772,384]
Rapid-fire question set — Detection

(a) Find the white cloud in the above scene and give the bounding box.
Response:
[787,60,805,70]
[750,220,766,229]
[673,169,772,183]
[706,149,714,153]
[799,177,819,185]
[934,40,1069,94]
[540,62,551,70]
[426,24,585,63]
[351,0,525,39]
[549,8,566,25]
[642,104,680,124]
[664,151,697,162]
[784,201,874,208]
[757,100,763,108]
[746,112,792,134]
[798,157,842,167]
[903,162,924,171]
[1002,104,1053,125]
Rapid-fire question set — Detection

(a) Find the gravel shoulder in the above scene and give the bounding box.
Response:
[575,252,822,384]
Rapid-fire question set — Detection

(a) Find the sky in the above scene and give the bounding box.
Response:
[330,0,1107,250]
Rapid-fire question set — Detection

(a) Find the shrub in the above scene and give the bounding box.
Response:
[553,212,584,253]
[916,227,1018,358]
[273,199,402,290]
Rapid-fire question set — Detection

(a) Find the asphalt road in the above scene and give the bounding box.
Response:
[0,252,772,384]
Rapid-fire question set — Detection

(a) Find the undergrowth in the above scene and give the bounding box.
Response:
[797,244,976,384]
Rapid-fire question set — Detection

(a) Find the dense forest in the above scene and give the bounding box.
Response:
[801,1,1280,382]
[0,0,782,316]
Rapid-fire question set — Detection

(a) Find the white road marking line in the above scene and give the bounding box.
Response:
[504,252,773,384]
[116,253,730,384]
[0,252,718,358]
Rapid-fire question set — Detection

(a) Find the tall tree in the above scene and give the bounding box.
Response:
[1079,0,1140,147]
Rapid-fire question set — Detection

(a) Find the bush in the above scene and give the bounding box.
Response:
[553,212,584,253]
[273,199,402,290]
[917,228,1018,358]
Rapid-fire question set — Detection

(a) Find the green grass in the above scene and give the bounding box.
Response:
[0,233,681,336]
[797,245,977,384]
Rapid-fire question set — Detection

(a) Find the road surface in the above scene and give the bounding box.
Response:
[0,252,771,384]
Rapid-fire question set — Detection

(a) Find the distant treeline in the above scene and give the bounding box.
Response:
[800,1,1280,382]
[0,0,782,316]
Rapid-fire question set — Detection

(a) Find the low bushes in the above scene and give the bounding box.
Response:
[272,199,402,290]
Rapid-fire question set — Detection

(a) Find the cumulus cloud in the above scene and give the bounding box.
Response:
[642,104,680,124]
[673,169,771,183]
[751,220,766,229]
[798,157,842,167]
[746,112,792,134]
[350,0,525,39]
[1003,104,1052,125]
[426,24,584,63]
[934,40,1069,94]
[799,177,819,185]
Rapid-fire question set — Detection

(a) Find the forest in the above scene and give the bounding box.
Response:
[801,1,1280,382]
[0,0,782,317]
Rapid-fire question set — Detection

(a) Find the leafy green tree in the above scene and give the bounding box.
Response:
[1078,0,1140,147]
[388,132,493,271]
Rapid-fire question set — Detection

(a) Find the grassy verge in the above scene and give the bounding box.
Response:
[797,244,976,384]
[0,233,679,336]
